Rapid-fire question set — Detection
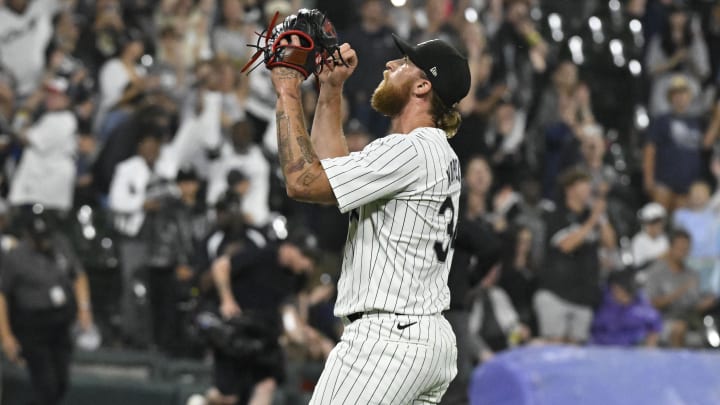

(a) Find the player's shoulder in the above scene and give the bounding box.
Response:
[408,127,446,139]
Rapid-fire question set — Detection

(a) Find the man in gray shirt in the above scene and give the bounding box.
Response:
[644,229,717,347]
[0,215,93,405]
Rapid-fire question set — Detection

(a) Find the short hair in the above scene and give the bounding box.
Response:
[559,168,591,190]
[670,229,691,243]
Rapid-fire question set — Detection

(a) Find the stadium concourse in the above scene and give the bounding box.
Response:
[1,0,720,404]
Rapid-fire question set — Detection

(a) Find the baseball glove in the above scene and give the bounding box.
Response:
[241,9,345,79]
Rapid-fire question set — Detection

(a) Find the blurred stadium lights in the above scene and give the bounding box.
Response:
[610,39,625,67]
[464,8,479,23]
[589,16,605,43]
[83,225,97,240]
[133,281,147,299]
[705,316,720,348]
[272,215,289,240]
[140,54,153,67]
[629,59,642,76]
[530,6,542,21]
[635,105,650,130]
[548,13,564,42]
[391,0,406,7]
[78,204,93,224]
[569,36,584,65]
[630,19,645,47]
[32,203,44,214]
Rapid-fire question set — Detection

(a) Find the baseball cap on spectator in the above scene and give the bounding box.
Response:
[226,169,248,188]
[176,166,199,183]
[638,202,666,223]
[666,74,691,97]
[391,34,471,108]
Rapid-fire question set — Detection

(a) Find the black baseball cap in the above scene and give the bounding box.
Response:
[391,34,470,108]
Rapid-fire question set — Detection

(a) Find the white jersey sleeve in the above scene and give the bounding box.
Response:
[320,135,420,214]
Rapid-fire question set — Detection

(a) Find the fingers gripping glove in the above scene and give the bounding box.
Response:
[242,8,346,79]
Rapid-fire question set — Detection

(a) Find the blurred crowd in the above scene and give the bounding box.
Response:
[1,0,720,403]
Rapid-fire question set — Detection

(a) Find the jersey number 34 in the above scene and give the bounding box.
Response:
[434,196,458,263]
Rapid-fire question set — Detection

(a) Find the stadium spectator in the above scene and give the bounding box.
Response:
[645,230,718,347]
[0,0,58,97]
[96,30,146,132]
[498,225,537,331]
[576,125,618,199]
[341,0,396,139]
[0,215,93,405]
[152,24,191,101]
[8,77,77,213]
[145,166,208,356]
[646,4,710,116]
[482,101,527,192]
[206,120,270,226]
[451,49,504,167]
[540,83,596,199]
[631,202,670,269]
[643,74,713,211]
[468,266,530,364]
[534,168,616,343]
[212,0,255,63]
[672,181,720,295]
[530,60,579,140]
[506,178,555,270]
[75,0,128,76]
[208,232,316,405]
[443,177,503,405]
[490,0,548,110]
[591,269,662,347]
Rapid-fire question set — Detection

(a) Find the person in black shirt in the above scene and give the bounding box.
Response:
[534,168,616,343]
[0,215,94,405]
[145,166,208,356]
[207,234,316,405]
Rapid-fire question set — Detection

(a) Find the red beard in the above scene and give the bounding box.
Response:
[370,75,412,117]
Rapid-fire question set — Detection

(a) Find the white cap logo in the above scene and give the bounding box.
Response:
[430,66,438,77]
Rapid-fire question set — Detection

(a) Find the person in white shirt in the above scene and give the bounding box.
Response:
[95,31,145,132]
[206,120,270,226]
[631,202,670,269]
[108,131,167,238]
[0,0,58,97]
[108,130,173,345]
[9,77,77,212]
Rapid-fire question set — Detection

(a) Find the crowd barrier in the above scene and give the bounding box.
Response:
[469,345,720,405]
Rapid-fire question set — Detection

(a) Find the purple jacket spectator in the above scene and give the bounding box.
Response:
[591,288,662,346]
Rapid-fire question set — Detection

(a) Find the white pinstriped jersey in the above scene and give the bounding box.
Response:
[321,127,462,317]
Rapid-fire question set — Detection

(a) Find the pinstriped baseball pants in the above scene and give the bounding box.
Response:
[309,313,457,404]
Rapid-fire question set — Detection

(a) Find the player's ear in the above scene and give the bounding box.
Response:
[414,78,432,97]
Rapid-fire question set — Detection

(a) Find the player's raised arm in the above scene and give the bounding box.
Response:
[310,43,358,159]
[271,62,335,204]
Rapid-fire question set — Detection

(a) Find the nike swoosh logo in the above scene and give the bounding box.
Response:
[397,321,417,330]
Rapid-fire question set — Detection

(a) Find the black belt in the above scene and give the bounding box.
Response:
[346,312,404,323]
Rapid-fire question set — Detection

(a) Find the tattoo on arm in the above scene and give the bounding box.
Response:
[297,135,316,164]
[297,169,321,187]
[277,110,293,169]
[277,108,319,174]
